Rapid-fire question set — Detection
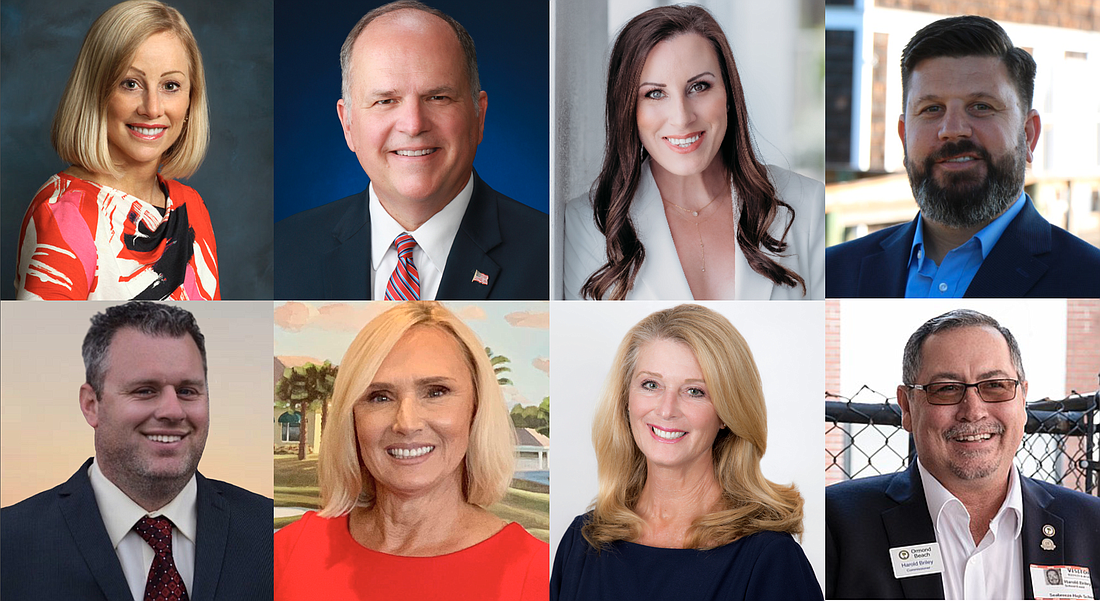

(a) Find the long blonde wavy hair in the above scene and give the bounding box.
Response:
[583,304,804,550]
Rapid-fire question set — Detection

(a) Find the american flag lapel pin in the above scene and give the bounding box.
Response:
[472,270,489,285]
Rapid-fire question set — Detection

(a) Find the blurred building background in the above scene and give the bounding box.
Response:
[825,0,1100,247]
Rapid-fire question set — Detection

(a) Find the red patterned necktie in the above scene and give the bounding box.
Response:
[133,516,190,601]
[385,232,421,300]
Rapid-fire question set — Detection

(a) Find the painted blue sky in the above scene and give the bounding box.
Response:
[273,302,549,408]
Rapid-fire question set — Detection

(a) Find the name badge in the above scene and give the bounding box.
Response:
[889,542,943,579]
[1030,565,1094,600]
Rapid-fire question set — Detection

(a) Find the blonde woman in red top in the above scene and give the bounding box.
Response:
[14,0,218,300]
[274,301,548,600]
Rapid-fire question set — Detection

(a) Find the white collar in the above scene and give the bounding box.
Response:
[88,458,198,549]
[369,174,475,272]
[918,459,1023,541]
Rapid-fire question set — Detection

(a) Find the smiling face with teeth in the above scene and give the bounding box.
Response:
[105,32,191,182]
[337,10,486,228]
[627,338,723,475]
[79,328,208,510]
[354,325,476,500]
[899,56,1040,230]
[897,325,1027,497]
[635,33,728,183]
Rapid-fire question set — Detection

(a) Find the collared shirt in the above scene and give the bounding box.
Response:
[369,175,474,300]
[918,460,1024,600]
[905,191,1026,298]
[88,459,198,601]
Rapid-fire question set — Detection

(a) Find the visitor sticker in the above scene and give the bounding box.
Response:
[1031,565,1094,600]
[889,542,943,579]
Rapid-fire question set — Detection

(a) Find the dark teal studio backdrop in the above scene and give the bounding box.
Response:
[274,0,550,222]
[0,0,274,300]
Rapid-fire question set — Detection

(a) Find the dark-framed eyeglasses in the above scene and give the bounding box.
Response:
[905,378,1020,405]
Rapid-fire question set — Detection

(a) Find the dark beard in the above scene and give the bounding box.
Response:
[904,135,1026,229]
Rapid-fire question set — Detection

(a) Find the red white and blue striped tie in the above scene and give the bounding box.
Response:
[385,233,420,300]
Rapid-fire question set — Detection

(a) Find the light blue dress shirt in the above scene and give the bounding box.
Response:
[905,192,1027,298]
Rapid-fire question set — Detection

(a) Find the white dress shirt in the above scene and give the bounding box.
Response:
[918,460,1024,600]
[88,459,197,601]
[369,175,474,300]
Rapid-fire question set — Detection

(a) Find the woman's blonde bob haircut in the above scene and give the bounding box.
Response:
[318,302,515,517]
[51,0,209,180]
[584,304,804,550]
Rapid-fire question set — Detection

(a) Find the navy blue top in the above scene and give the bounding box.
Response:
[551,514,823,601]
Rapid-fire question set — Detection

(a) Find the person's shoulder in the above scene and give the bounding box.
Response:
[827,224,906,257]
[164,178,203,203]
[765,165,824,210]
[1047,223,1100,263]
[736,529,803,554]
[476,179,548,226]
[826,472,898,504]
[500,522,550,556]
[201,474,272,510]
[1024,477,1100,512]
[277,191,368,233]
[1,481,65,522]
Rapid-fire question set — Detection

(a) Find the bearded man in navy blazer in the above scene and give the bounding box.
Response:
[826,309,1100,600]
[826,16,1100,298]
[274,0,549,300]
[1,302,272,601]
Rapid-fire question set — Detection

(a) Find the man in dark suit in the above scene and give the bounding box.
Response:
[1,302,272,601]
[826,16,1100,298]
[826,309,1100,600]
[274,0,548,300]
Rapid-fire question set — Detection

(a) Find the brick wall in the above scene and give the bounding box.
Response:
[1065,299,1100,394]
[825,301,847,485]
[874,0,1100,32]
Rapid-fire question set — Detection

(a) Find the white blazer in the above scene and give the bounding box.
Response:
[563,160,824,300]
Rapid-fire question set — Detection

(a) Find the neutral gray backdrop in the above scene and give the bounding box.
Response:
[1,0,274,299]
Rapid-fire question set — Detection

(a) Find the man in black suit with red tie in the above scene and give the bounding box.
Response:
[1,302,271,601]
[274,0,548,301]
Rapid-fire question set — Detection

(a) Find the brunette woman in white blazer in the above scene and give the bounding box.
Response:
[563,5,824,301]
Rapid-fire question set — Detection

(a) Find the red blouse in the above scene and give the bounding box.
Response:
[275,511,549,600]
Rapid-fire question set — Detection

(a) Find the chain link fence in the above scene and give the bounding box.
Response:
[825,387,1100,496]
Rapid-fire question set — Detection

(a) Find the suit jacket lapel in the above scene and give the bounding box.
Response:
[437,172,500,300]
[322,189,372,299]
[628,162,693,299]
[1020,477,1062,600]
[191,473,229,601]
[965,196,1050,297]
[882,463,946,600]
[858,217,915,297]
[57,458,133,601]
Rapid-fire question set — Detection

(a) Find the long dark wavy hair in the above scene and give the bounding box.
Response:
[580,5,806,300]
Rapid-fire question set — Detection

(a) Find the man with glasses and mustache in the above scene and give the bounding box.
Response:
[825,309,1100,599]
[826,16,1100,297]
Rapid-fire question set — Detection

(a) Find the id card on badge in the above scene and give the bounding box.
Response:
[1030,565,1094,600]
[889,542,943,579]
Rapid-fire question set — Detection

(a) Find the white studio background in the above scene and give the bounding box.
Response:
[550,300,825,589]
[552,0,826,298]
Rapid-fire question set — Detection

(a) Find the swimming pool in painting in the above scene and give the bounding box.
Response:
[515,470,549,485]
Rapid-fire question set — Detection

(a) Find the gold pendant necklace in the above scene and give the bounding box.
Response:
[661,188,726,272]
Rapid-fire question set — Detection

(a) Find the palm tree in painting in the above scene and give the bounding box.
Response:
[275,360,338,460]
[485,347,513,386]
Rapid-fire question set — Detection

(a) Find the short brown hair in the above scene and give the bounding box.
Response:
[901,15,1036,112]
